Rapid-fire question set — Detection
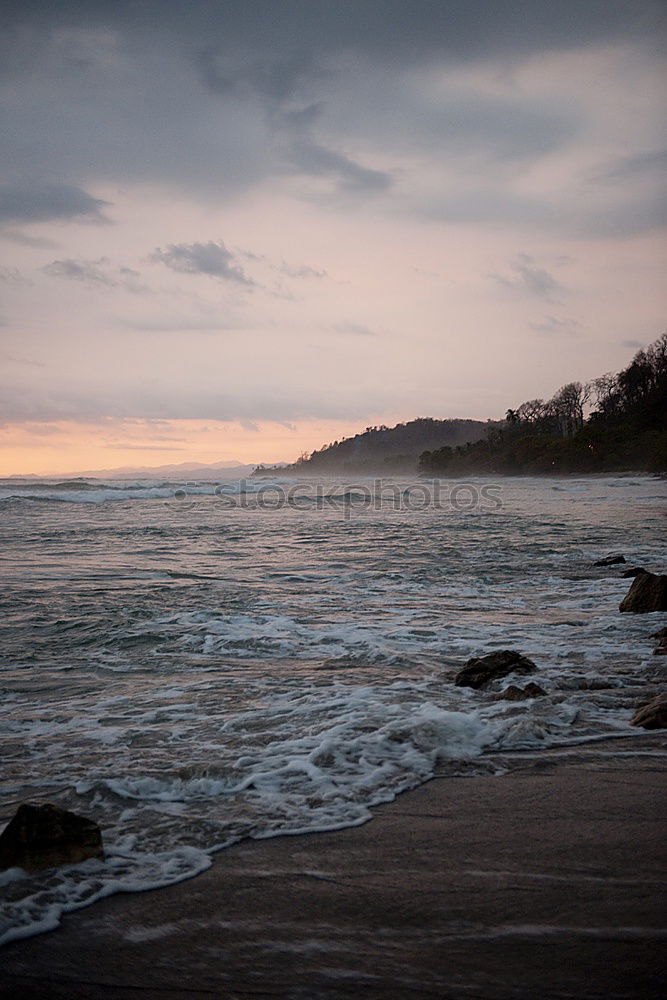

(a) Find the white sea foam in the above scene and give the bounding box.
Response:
[0,850,212,948]
[0,475,294,505]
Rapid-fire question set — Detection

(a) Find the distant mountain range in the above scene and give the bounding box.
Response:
[22,460,262,481]
[253,418,493,476]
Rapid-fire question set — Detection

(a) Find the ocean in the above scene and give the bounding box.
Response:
[0,473,665,946]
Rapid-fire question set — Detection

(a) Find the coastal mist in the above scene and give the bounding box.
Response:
[1,474,665,944]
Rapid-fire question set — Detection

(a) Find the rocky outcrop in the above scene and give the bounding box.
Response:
[619,573,667,613]
[621,567,647,578]
[594,555,626,566]
[496,682,547,701]
[630,693,667,730]
[0,803,104,873]
[455,650,537,690]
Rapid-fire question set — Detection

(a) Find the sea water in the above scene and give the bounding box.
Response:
[0,474,665,945]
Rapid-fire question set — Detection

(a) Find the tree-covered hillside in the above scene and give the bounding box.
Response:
[254,418,491,476]
[420,335,667,476]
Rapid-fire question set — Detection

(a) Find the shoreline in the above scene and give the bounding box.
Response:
[2,733,666,999]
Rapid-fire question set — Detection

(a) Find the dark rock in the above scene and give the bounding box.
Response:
[455,650,537,690]
[0,803,104,873]
[651,627,667,641]
[619,573,667,613]
[594,554,626,566]
[630,692,667,730]
[621,567,648,578]
[496,682,547,701]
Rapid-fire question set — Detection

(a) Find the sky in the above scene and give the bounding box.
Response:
[1,0,666,476]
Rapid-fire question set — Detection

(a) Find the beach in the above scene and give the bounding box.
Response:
[2,734,665,999]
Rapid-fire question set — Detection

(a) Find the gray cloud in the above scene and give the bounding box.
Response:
[0,4,662,234]
[0,349,45,368]
[330,321,377,337]
[42,257,145,292]
[6,2,663,64]
[0,183,109,225]
[113,314,251,333]
[621,339,644,349]
[592,147,667,182]
[197,47,321,104]
[578,195,667,239]
[150,242,253,285]
[413,180,667,239]
[237,248,329,281]
[530,316,582,336]
[493,255,563,300]
[279,263,328,279]
[0,265,30,284]
[0,230,58,249]
[197,50,391,195]
[43,258,115,287]
[325,73,581,165]
[284,136,391,195]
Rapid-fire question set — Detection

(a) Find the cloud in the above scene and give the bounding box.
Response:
[512,257,562,298]
[326,67,581,166]
[0,183,109,225]
[621,339,644,349]
[279,263,328,279]
[42,257,146,292]
[284,136,391,195]
[197,46,321,104]
[412,175,667,238]
[330,321,377,336]
[113,314,251,333]
[0,265,30,285]
[593,147,667,182]
[6,2,662,65]
[0,4,662,233]
[236,249,329,280]
[576,194,667,239]
[0,231,59,248]
[0,349,45,368]
[492,254,563,300]
[199,46,393,199]
[150,241,253,284]
[530,316,582,336]
[265,95,393,197]
[43,258,115,287]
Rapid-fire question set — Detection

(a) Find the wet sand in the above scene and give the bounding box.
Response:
[1,736,666,999]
